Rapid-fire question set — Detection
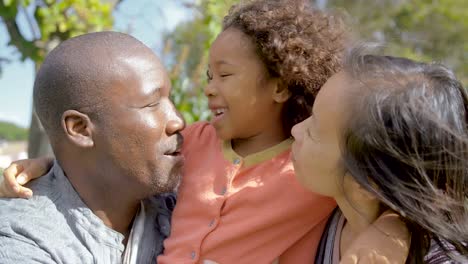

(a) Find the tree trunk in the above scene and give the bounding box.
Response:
[27,109,52,158]
[27,63,53,158]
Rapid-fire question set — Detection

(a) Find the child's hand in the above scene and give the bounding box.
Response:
[340,211,410,264]
[0,157,53,199]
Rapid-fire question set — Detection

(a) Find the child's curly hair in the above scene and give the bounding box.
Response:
[223,0,347,133]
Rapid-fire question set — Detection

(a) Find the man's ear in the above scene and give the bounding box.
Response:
[272,80,291,103]
[61,110,95,148]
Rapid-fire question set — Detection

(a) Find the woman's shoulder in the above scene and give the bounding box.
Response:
[425,239,466,264]
[340,211,410,264]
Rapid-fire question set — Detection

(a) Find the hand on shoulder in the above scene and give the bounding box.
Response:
[0,157,53,199]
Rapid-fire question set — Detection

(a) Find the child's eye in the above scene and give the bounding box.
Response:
[206,70,213,82]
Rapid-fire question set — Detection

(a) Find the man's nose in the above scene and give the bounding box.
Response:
[166,111,185,135]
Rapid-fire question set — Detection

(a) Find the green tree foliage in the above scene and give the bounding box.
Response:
[0,121,28,141]
[0,0,118,157]
[165,0,239,124]
[328,0,467,85]
[0,0,115,64]
[167,0,467,125]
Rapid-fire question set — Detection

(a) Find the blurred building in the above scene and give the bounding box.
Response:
[0,141,27,170]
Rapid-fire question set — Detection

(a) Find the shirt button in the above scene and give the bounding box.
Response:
[191,251,196,259]
[209,219,215,227]
[233,158,241,165]
[220,187,227,196]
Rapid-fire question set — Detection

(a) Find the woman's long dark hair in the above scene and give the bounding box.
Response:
[341,46,468,263]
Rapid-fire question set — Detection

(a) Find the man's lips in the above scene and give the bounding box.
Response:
[164,150,181,156]
[164,134,184,156]
[163,150,184,165]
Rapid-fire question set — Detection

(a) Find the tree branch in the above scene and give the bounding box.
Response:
[20,4,40,40]
[0,1,40,61]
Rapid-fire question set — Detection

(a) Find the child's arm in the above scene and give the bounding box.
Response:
[340,211,410,264]
[0,157,53,198]
[278,217,329,264]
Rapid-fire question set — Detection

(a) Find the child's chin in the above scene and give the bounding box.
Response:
[212,124,233,141]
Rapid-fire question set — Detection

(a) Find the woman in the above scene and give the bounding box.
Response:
[291,45,468,263]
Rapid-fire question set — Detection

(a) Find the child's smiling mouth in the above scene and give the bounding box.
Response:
[213,108,227,116]
[209,107,228,125]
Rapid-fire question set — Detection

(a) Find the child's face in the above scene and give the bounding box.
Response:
[291,72,349,197]
[205,27,281,140]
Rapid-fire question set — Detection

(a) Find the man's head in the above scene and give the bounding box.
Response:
[34,32,185,198]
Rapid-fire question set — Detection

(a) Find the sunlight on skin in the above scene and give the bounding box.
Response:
[341,250,394,264]
[340,213,410,264]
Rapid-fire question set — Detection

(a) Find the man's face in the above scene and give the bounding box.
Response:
[94,52,185,198]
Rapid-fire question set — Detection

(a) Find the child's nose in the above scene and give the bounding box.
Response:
[204,82,217,97]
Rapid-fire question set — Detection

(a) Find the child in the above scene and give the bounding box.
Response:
[1,0,347,263]
[291,46,468,263]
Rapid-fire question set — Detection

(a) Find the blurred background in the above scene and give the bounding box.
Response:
[0,0,467,172]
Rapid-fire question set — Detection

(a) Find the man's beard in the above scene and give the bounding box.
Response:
[149,165,182,195]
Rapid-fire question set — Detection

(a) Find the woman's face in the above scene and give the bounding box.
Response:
[291,72,351,197]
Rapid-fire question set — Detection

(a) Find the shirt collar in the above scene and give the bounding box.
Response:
[221,138,292,167]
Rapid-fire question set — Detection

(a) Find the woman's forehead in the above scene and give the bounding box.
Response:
[314,72,354,131]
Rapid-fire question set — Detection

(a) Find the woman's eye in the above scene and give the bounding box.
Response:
[306,128,317,141]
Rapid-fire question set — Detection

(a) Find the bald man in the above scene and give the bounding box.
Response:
[0,32,184,263]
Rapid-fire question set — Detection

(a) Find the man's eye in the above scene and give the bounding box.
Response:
[220,73,232,78]
[146,102,160,108]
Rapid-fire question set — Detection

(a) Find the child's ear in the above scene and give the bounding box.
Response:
[61,110,95,148]
[272,79,291,103]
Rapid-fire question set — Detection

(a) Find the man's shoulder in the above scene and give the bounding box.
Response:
[0,171,95,263]
[0,171,60,222]
[0,234,56,264]
[0,189,68,243]
[0,170,73,249]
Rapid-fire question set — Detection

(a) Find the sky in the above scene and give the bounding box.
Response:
[0,0,193,128]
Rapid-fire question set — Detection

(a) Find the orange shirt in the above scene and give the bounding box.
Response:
[158,122,336,264]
